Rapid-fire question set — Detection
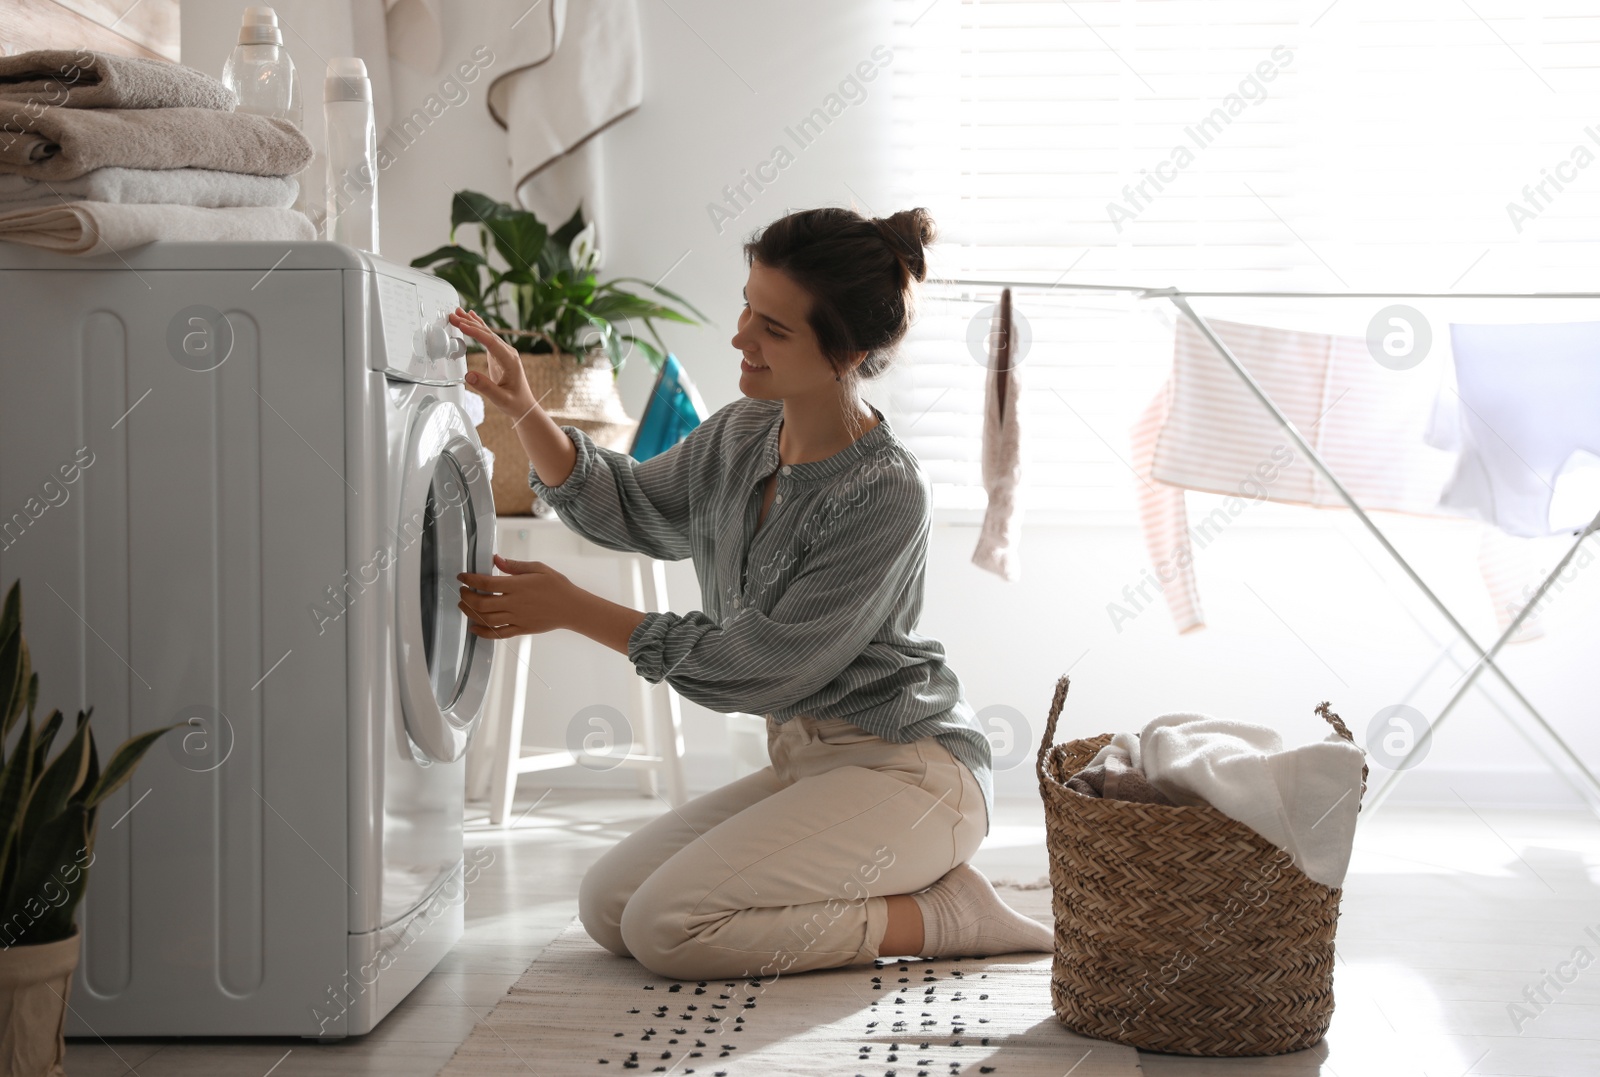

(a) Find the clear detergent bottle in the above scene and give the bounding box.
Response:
[220,6,300,126]
[324,57,380,254]
[222,7,309,219]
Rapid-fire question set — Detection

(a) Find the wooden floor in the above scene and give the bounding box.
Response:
[65,789,1600,1076]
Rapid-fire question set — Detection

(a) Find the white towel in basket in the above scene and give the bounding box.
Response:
[1138,713,1365,889]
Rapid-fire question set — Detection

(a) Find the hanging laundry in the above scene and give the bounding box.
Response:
[1433,321,1600,538]
[972,287,1024,580]
[1131,315,1457,632]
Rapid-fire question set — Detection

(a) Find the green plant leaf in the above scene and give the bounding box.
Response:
[0,711,36,899]
[77,725,98,808]
[449,190,511,237]
[409,244,487,271]
[575,310,623,372]
[601,277,712,324]
[0,581,27,746]
[620,334,666,372]
[28,709,64,780]
[589,293,693,325]
[21,710,90,839]
[485,212,548,278]
[0,800,91,946]
[549,203,586,251]
[84,725,180,810]
[433,263,488,309]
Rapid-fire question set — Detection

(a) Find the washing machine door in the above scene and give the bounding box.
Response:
[395,397,497,762]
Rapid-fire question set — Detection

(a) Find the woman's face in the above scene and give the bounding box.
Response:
[731,260,838,401]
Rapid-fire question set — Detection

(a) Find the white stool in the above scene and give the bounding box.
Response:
[723,711,769,779]
[476,516,688,826]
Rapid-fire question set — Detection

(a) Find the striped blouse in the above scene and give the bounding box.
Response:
[527,393,994,834]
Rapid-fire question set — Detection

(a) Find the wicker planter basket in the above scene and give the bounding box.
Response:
[0,928,79,1077]
[1034,674,1367,1056]
[466,348,637,516]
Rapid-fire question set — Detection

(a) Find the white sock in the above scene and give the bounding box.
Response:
[909,862,1054,960]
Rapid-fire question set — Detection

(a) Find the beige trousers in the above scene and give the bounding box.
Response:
[576,713,988,981]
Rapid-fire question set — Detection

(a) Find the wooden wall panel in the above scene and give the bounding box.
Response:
[0,0,181,64]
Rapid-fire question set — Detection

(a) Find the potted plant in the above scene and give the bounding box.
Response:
[411,191,709,514]
[0,581,172,1076]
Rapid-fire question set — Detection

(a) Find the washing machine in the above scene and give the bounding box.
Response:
[0,241,497,1036]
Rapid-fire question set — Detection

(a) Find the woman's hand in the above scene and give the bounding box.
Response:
[458,554,575,638]
[448,307,538,422]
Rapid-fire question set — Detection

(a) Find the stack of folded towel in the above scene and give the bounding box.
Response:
[0,49,314,255]
[1066,713,1366,888]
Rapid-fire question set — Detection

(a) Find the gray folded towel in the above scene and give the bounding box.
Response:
[0,107,311,180]
[0,49,237,111]
[0,167,297,209]
[0,201,315,256]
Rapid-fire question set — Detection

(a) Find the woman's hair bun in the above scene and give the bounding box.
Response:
[872,207,936,283]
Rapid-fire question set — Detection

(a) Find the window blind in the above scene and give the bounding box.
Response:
[885,0,1600,520]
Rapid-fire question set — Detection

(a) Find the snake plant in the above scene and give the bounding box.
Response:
[0,581,172,948]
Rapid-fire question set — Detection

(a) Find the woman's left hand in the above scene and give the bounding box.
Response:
[458,554,575,638]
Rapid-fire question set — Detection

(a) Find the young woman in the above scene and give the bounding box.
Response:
[450,206,1051,981]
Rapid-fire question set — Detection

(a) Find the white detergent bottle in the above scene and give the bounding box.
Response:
[324,57,379,254]
[221,7,300,126]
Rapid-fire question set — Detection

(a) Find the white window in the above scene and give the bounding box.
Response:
[885,0,1600,522]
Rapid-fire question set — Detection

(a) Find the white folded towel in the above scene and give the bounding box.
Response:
[0,201,314,256]
[1086,730,1142,771]
[0,168,298,209]
[1138,712,1365,889]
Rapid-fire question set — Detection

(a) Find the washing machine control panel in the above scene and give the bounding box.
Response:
[372,270,467,384]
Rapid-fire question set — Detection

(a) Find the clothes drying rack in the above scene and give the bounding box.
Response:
[939,277,1600,817]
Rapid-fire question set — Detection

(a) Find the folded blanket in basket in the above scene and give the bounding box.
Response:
[0,108,311,180]
[0,167,297,209]
[1139,713,1364,889]
[0,201,314,256]
[0,49,237,111]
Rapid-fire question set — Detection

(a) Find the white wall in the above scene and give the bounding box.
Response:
[182,0,1600,808]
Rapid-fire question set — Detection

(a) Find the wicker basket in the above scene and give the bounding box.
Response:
[466,348,638,516]
[1034,674,1367,1056]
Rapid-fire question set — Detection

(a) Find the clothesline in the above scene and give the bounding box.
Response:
[934,275,1600,817]
[933,278,1600,300]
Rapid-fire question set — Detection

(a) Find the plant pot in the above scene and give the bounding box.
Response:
[0,929,79,1077]
[466,348,638,516]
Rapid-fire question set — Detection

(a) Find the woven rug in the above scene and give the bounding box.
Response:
[439,879,1139,1076]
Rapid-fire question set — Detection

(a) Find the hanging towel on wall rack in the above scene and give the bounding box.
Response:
[972,287,1024,580]
[486,0,642,252]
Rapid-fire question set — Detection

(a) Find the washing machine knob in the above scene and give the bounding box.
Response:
[423,321,450,360]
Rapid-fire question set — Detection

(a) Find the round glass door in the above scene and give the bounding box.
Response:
[396,398,496,762]
[419,451,477,710]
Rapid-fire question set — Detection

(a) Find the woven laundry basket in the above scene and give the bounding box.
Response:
[1034,674,1367,1056]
